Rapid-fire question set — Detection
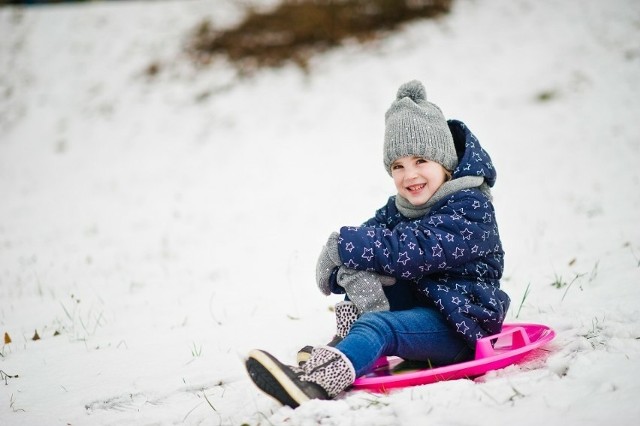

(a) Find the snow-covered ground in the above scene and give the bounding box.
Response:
[1,0,639,424]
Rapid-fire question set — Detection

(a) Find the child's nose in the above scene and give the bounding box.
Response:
[406,166,419,178]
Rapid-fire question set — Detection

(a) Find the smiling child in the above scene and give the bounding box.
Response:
[245,80,510,408]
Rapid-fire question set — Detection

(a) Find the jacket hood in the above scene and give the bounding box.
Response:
[448,120,497,188]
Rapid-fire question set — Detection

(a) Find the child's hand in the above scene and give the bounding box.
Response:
[378,275,397,286]
[336,267,393,312]
[315,232,341,295]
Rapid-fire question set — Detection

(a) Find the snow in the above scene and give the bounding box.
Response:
[1,0,639,424]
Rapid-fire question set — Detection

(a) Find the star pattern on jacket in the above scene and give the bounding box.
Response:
[333,120,511,347]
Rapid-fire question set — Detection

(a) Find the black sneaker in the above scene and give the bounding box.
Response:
[245,349,329,408]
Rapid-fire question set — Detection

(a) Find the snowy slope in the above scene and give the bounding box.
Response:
[1,0,639,424]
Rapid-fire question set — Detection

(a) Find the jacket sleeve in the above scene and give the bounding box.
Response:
[360,196,399,228]
[337,189,500,280]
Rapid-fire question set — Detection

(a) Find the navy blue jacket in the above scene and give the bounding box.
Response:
[336,120,510,347]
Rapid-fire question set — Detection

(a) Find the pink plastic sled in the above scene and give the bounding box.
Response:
[352,323,555,392]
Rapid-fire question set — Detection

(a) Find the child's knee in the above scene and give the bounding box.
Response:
[354,311,394,334]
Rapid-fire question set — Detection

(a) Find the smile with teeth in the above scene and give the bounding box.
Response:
[407,183,426,192]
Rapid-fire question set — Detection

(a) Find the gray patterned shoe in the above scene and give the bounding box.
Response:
[296,301,359,365]
[246,346,355,408]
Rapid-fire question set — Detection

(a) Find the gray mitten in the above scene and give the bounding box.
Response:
[336,267,394,313]
[316,232,341,296]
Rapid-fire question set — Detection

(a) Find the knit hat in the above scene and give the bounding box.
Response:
[383,80,458,174]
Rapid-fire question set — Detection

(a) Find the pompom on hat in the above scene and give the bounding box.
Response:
[383,80,458,174]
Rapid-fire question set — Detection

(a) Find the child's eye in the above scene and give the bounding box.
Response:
[391,164,403,170]
[416,158,428,165]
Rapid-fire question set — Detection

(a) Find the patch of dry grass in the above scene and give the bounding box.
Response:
[186,0,452,71]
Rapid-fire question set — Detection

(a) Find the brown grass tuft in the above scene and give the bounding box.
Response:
[186,0,453,71]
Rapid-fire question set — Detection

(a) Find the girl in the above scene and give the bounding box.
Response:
[245,80,510,408]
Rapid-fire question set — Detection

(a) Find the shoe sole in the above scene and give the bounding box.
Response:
[246,349,310,408]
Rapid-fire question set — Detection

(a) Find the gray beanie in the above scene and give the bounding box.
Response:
[383,80,458,174]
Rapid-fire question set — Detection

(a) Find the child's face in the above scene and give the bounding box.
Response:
[391,156,448,206]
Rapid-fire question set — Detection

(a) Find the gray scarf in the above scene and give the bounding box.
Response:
[395,176,491,219]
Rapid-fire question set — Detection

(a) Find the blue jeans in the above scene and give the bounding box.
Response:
[336,282,473,377]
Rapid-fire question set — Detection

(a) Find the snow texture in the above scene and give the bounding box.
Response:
[1,0,639,424]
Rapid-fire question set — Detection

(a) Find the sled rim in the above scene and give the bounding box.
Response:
[351,323,555,392]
